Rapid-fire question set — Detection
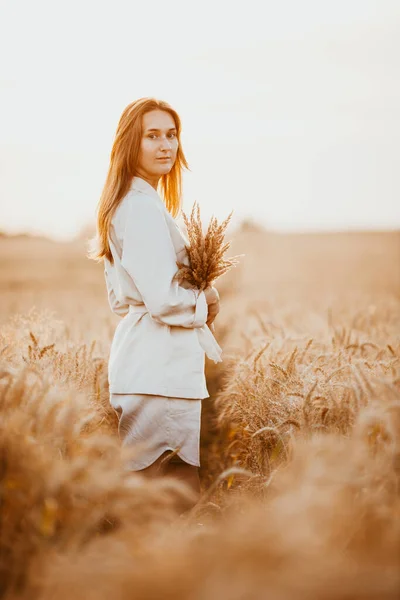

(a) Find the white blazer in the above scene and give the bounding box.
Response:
[104,176,223,399]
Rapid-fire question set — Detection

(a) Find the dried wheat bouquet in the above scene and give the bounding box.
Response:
[173,201,243,292]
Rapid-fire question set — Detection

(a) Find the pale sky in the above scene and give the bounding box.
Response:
[0,0,399,240]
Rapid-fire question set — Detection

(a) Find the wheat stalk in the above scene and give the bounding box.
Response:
[173,201,244,292]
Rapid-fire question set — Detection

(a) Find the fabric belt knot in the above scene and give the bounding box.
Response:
[196,324,223,364]
[128,304,223,364]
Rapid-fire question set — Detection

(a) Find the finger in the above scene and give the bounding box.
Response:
[207,315,216,327]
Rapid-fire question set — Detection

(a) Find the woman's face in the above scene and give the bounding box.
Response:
[137,109,179,179]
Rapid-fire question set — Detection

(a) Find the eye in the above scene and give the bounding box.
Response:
[168,132,177,138]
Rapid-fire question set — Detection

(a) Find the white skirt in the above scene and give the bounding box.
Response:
[109,393,202,470]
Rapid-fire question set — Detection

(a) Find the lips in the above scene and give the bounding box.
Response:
[157,157,171,160]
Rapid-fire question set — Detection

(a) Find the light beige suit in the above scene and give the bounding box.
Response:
[104,176,222,399]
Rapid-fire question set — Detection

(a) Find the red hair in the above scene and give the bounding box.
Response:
[88,97,189,263]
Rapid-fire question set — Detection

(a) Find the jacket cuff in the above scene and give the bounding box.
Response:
[192,289,208,328]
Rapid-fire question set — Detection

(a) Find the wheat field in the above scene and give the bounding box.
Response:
[0,226,399,599]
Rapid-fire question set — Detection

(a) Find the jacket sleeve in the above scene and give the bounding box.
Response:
[104,263,129,318]
[120,194,208,328]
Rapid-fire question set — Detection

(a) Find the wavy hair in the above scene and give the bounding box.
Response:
[87,97,189,263]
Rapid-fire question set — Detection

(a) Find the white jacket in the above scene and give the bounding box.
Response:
[104,176,223,399]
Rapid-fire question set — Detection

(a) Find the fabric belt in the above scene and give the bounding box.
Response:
[128,304,223,364]
[128,304,148,315]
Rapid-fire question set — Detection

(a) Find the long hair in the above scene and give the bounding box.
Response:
[87,98,189,264]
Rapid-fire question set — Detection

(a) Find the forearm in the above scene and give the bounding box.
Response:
[141,286,208,328]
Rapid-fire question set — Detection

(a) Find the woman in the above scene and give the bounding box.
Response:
[89,97,222,505]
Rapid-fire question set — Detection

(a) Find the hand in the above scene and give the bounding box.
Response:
[204,286,219,306]
[204,286,220,328]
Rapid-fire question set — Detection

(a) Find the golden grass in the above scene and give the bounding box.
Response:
[0,229,399,598]
[173,201,243,291]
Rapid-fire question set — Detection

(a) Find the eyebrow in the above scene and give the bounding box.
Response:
[145,127,177,132]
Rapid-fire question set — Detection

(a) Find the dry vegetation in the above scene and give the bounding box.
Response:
[174,202,242,291]
[0,227,399,599]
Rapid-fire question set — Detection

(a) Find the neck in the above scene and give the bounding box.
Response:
[134,169,160,191]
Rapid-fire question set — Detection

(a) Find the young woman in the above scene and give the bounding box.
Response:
[89,98,222,506]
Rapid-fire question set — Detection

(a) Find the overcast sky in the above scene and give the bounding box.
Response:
[0,0,399,240]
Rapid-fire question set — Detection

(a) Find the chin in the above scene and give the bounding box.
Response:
[155,164,173,175]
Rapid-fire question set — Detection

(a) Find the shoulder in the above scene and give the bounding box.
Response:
[125,189,164,213]
[125,191,166,226]
[112,190,162,230]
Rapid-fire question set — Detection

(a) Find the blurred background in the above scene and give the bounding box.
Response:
[1,0,399,241]
[1,4,400,597]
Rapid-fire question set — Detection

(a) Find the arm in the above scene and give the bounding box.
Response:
[104,263,129,317]
[121,195,208,328]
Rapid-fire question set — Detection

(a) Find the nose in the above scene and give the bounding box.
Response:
[160,136,172,151]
